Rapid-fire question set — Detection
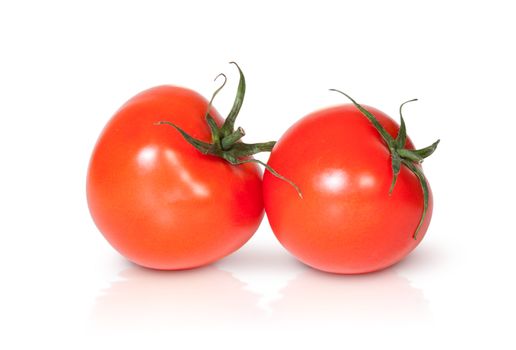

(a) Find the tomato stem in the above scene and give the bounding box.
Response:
[157,62,302,198]
[221,127,246,150]
[330,89,439,239]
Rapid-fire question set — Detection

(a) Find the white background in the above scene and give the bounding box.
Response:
[1,0,514,349]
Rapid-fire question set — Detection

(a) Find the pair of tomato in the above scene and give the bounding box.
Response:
[87,63,438,274]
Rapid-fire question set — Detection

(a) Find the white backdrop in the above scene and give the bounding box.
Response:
[1,1,514,349]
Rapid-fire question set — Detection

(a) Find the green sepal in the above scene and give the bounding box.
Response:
[204,73,227,145]
[398,149,424,162]
[401,160,430,239]
[234,158,303,198]
[206,114,221,145]
[329,89,394,145]
[220,62,245,137]
[411,140,440,160]
[396,116,407,149]
[156,62,302,197]
[396,99,417,149]
[154,121,213,154]
[227,141,276,157]
[389,152,401,194]
[330,90,439,240]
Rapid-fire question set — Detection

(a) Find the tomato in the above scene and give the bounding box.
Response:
[87,64,268,270]
[263,93,438,274]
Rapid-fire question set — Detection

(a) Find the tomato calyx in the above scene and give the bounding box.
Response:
[156,62,302,198]
[330,89,439,240]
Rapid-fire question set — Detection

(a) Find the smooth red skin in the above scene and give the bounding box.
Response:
[87,86,264,270]
[263,105,433,274]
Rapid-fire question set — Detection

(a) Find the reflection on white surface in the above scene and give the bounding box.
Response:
[318,169,349,193]
[91,265,263,331]
[269,267,430,326]
[92,250,430,331]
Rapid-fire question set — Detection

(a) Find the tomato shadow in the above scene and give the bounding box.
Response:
[90,263,264,332]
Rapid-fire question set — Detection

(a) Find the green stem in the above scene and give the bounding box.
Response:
[156,62,302,197]
[221,127,245,150]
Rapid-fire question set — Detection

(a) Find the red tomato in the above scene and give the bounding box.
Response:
[263,101,436,274]
[87,86,264,270]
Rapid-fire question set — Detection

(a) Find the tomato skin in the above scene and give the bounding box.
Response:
[263,104,433,274]
[87,86,264,270]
